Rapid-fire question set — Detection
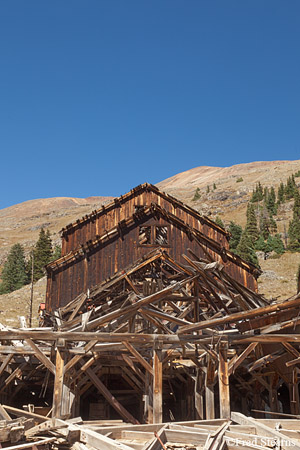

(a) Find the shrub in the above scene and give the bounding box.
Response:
[192,188,201,201]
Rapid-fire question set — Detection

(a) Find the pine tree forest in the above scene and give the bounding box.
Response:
[0,228,62,294]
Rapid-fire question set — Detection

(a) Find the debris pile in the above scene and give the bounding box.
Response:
[0,248,300,448]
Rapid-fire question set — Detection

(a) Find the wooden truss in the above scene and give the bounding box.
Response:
[1,247,300,448]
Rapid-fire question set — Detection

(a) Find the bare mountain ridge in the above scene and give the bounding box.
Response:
[0,195,113,265]
[158,160,300,228]
[0,196,112,219]
[158,160,300,190]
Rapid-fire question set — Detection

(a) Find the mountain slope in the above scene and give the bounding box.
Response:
[1,159,300,326]
[158,160,300,229]
[0,195,113,264]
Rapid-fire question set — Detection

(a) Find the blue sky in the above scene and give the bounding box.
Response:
[0,1,299,209]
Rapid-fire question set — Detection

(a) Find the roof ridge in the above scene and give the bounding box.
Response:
[60,182,229,237]
[48,203,259,276]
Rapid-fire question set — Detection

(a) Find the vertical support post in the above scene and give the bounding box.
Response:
[195,369,204,419]
[153,341,163,423]
[289,368,300,415]
[144,371,153,423]
[194,282,200,323]
[269,373,279,415]
[186,376,194,420]
[52,345,65,419]
[218,342,230,419]
[253,381,263,417]
[205,356,215,419]
[61,383,75,418]
[206,385,215,419]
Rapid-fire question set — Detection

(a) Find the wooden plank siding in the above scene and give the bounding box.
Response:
[46,212,258,311]
[61,184,230,256]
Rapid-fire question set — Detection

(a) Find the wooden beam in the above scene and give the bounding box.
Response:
[1,405,49,423]
[228,343,257,375]
[219,343,230,419]
[80,362,139,424]
[0,363,27,393]
[0,354,13,376]
[179,296,300,334]
[68,293,87,321]
[206,385,215,420]
[205,356,216,420]
[25,339,56,375]
[0,404,11,420]
[64,339,98,374]
[122,354,146,384]
[52,347,65,418]
[54,418,134,450]
[231,412,300,450]
[123,341,153,376]
[153,344,163,423]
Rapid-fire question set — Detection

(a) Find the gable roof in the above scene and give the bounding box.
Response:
[47,202,261,277]
[61,182,230,239]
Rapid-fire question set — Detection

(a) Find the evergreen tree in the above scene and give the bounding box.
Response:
[228,221,242,250]
[206,186,210,194]
[251,182,264,202]
[254,235,267,252]
[266,187,277,215]
[271,234,285,254]
[52,245,62,260]
[214,216,224,228]
[257,182,263,200]
[0,244,27,293]
[263,187,269,200]
[269,216,277,233]
[277,182,285,204]
[31,228,53,281]
[213,183,217,190]
[288,190,300,252]
[245,203,259,245]
[192,188,201,201]
[259,209,270,240]
[236,231,259,267]
[293,188,300,218]
[266,235,274,253]
[285,176,296,200]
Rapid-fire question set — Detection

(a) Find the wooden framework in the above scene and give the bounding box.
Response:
[46,184,261,311]
[2,249,300,428]
[1,187,300,448]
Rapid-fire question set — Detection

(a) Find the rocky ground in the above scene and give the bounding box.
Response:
[0,277,46,327]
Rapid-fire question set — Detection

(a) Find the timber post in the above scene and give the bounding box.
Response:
[52,342,65,419]
[218,342,230,419]
[153,340,163,423]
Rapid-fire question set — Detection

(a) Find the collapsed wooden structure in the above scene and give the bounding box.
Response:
[1,184,300,448]
[1,247,300,447]
[2,410,300,450]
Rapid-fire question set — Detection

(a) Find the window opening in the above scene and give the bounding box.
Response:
[155,226,168,245]
[139,225,169,246]
[139,226,151,245]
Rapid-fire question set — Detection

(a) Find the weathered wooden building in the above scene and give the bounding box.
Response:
[46,183,260,311]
